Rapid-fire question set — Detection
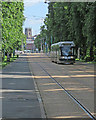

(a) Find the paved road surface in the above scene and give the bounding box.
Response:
[2,54,43,119]
[2,53,95,119]
[28,53,95,119]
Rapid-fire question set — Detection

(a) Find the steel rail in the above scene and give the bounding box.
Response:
[37,63,96,120]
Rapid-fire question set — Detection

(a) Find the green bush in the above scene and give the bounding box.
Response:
[85,57,91,62]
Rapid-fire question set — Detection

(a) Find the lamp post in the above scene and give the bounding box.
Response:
[45,35,48,53]
[21,38,24,51]
[41,38,43,53]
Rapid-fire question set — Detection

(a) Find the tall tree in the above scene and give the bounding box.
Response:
[37,2,96,61]
[2,1,26,61]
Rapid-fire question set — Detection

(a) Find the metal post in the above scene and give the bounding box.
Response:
[22,39,23,51]
[46,36,47,53]
[51,36,52,45]
[41,39,43,53]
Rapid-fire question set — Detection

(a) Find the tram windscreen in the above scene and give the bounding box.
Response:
[61,45,73,56]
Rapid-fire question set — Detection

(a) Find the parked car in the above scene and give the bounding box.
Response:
[24,50,31,53]
[15,50,23,55]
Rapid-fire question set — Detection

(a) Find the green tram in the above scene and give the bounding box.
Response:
[50,41,75,64]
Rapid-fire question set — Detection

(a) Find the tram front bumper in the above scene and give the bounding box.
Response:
[59,57,75,64]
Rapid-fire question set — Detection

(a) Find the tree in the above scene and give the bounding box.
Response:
[40,2,96,61]
[1,1,26,61]
[83,2,96,61]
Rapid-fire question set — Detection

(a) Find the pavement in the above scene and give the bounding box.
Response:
[1,53,95,120]
[2,54,44,119]
[28,53,95,119]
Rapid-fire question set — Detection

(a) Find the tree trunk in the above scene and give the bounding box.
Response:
[7,53,10,62]
[13,50,15,57]
[90,45,94,61]
[83,47,87,60]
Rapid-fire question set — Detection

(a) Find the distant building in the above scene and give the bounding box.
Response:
[25,28,32,39]
[25,28,35,52]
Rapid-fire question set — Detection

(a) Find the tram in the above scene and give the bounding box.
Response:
[50,41,75,64]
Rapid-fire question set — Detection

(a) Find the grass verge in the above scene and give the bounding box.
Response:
[75,58,96,64]
[2,55,18,68]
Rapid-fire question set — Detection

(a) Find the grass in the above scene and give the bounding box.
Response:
[2,55,18,68]
[75,58,85,62]
[75,58,96,64]
[87,61,96,64]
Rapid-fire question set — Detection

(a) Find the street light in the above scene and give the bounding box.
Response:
[44,0,47,3]
[44,0,50,3]
[40,38,43,53]
[45,35,48,54]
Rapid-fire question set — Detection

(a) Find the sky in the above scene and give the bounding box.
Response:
[23,0,48,36]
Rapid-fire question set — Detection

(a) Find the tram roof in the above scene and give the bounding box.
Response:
[51,41,75,47]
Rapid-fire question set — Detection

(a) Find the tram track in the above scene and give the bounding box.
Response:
[37,62,96,120]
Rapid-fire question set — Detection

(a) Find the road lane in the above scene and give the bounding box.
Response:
[39,59,94,114]
[28,53,95,119]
